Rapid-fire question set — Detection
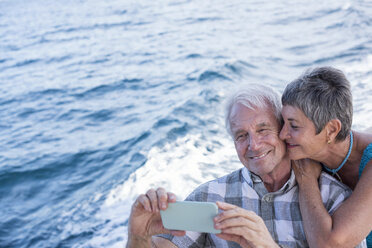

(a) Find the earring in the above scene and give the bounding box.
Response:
[327,140,331,144]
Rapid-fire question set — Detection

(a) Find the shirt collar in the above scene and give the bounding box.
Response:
[242,167,254,187]
[242,167,296,193]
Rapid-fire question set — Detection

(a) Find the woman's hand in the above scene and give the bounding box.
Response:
[292,159,322,186]
[214,201,279,248]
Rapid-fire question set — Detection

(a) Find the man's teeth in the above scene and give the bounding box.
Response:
[250,152,268,159]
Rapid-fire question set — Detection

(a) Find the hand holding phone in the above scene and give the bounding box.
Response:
[160,201,221,234]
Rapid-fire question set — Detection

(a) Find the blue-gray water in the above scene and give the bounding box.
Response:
[1,0,372,247]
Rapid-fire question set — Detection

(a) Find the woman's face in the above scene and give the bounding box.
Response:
[280,105,327,160]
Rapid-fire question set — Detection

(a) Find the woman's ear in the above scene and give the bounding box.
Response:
[325,119,342,143]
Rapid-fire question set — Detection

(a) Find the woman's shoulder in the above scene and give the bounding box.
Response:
[352,130,372,179]
[353,130,372,153]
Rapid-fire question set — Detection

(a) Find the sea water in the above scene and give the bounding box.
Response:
[1,0,372,247]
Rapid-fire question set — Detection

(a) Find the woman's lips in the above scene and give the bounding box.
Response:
[286,143,298,149]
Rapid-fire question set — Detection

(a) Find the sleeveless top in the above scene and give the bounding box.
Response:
[359,143,372,178]
[359,143,372,248]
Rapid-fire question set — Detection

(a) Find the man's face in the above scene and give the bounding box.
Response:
[230,103,287,177]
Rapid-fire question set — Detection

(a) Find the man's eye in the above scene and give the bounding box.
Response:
[236,134,246,141]
[290,124,298,129]
[258,128,270,134]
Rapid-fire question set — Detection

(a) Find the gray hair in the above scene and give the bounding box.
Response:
[225,84,283,136]
[282,66,353,141]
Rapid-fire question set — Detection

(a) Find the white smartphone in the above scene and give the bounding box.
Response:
[160,201,221,234]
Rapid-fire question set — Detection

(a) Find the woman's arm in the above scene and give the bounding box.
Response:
[294,160,372,248]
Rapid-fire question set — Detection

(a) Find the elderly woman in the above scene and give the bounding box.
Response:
[279,67,372,248]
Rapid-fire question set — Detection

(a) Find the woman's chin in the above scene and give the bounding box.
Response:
[288,150,306,161]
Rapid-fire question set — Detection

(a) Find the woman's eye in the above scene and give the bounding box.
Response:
[290,124,298,129]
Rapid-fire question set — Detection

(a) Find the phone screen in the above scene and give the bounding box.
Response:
[160,201,221,234]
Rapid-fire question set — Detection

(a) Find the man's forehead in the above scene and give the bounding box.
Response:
[230,103,279,128]
[230,103,273,119]
[230,119,272,129]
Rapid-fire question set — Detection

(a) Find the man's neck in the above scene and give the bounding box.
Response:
[261,158,291,192]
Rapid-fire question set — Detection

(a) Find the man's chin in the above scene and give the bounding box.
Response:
[246,164,275,176]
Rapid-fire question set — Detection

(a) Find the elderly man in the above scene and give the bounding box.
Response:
[126,84,362,247]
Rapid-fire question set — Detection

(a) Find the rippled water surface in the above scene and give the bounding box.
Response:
[1,0,372,247]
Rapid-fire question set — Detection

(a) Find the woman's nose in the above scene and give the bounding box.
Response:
[279,124,289,140]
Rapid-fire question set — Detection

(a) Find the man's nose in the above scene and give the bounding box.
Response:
[248,134,260,150]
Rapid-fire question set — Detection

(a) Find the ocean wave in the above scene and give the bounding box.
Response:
[1,0,372,247]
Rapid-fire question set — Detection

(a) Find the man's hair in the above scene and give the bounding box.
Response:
[282,66,353,141]
[225,84,283,136]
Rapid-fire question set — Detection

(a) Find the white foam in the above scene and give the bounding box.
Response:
[87,132,240,246]
[342,2,352,10]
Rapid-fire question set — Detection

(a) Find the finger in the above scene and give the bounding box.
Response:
[215,202,239,222]
[291,160,300,168]
[170,230,186,236]
[215,204,258,223]
[221,226,256,239]
[167,192,177,203]
[216,201,237,210]
[215,216,259,232]
[137,194,152,212]
[156,187,168,210]
[216,233,242,244]
[291,160,302,176]
[146,188,159,212]
[216,201,258,219]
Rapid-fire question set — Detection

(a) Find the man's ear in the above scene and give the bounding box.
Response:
[325,119,342,143]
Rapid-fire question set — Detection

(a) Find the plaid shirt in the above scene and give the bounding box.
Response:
[159,167,367,248]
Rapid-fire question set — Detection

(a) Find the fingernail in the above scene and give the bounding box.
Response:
[161,203,166,209]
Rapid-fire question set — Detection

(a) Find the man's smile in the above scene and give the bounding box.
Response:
[248,151,270,160]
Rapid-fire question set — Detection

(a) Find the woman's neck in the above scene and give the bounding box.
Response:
[321,131,361,189]
[320,133,353,170]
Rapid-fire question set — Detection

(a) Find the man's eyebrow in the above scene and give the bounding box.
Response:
[257,122,270,128]
[233,129,246,136]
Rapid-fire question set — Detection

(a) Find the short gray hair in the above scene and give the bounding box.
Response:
[282,66,352,141]
[225,84,283,136]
